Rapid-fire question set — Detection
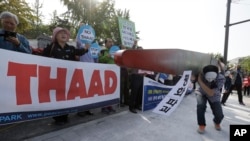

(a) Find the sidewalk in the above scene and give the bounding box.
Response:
[22,92,250,141]
[0,105,128,141]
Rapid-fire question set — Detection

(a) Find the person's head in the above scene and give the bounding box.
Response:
[203,65,218,82]
[52,27,70,43]
[104,38,113,49]
[237,64,241,71]
[0,11,19,32]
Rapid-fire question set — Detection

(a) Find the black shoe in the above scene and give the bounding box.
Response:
[129,108,137,114]
[221,102,226,106]
[101,108,110,114]
[77,112,86,117]
[54,121,67,126]
[107,106,116,113]
[85,111,94,115]
[239,102,245,106]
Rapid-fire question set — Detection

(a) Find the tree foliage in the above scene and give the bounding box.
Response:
[60,0,131,45]
[0,0,36,33]
[239,56,250,74]
[1,0,136,44]
[23,0,48,38]
[32,0,43,27]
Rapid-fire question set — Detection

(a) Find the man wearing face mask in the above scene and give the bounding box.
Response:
[195,65,225,134]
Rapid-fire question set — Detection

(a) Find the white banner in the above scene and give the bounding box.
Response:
[0,49,120,125]
[153,71,191,116]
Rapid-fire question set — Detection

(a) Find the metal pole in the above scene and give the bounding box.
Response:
[224,0,231,64]
[228,19,250,27]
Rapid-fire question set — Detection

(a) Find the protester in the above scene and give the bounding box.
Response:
[128,46,155,113]
[128,67,143,114]
[243,74,250,96]
[98,38,116,114]
[195,65,225,134]
[229,65,245,105]
[75,36,95,117]
[119,45,129,106]
[221,70,232,106]
[0,11,31,54]
[42,27,89,125]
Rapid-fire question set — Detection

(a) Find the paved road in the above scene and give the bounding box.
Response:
[21,92,250,141]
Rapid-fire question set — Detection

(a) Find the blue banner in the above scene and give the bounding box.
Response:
[142,77,173,111]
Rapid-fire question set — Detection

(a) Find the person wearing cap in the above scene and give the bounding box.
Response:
[42,27,89,125]
[195,65,225,134]
[0,11,31,54]
[221,70,232,106]
[43,27,89,60]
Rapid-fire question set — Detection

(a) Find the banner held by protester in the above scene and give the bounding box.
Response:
[0,49,120,125]
[153,71,192,116]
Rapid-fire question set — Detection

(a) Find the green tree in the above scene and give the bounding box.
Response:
[240,56,250,74]
[48,10,72,35]
[0,0,36,33]
[33,0,43,30]
[60,0,133,45]
[24,0,47,38]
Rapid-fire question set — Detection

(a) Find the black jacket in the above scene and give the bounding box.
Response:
[43,42,88,61]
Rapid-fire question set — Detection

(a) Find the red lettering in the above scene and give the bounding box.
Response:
[38,66,66,103]
[67,69,87,100]
[104,70,117,94]
[7,61,118,105]
[88,70,104,97]
[7,62,37,105]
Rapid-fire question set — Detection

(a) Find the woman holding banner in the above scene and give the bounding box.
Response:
[42,27,89,125]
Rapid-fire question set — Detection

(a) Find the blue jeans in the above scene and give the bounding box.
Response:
[196,92,224,126]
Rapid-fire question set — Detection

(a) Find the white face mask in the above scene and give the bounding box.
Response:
[205,72,217,82]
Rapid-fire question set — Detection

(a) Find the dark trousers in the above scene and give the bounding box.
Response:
[120,67,129,105]
[129,74,143,109]
[221,91,230,104]
[53,114,68,122]
[196,93,224,125]
[235,83,243,103]
[243,86,250,96]
[228,83,244,103]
